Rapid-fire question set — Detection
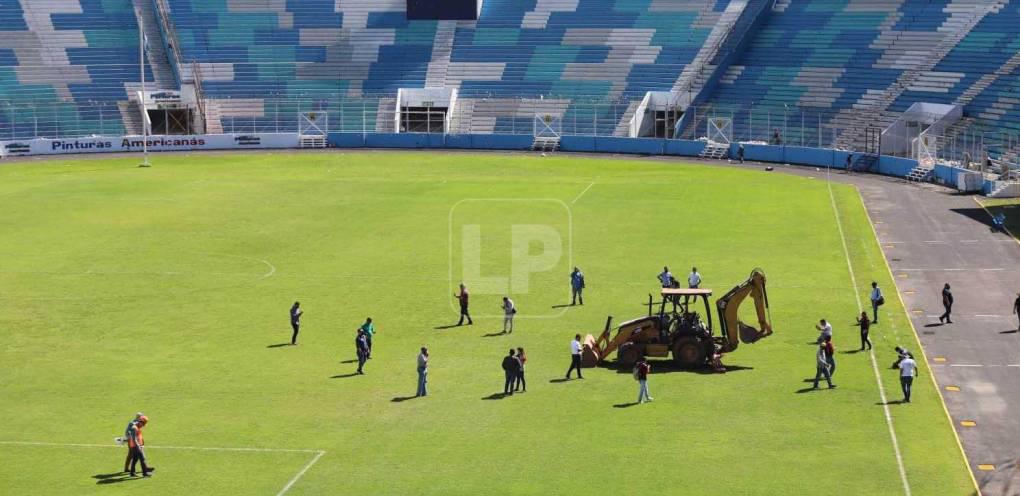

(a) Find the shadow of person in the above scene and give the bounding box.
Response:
[481,331,506,338]
[391,396,419,403]
[339,359,359,364]
[93,473,137,485]
[876,400,905,406]
[330,373,360,379]
[1000,329,1019,334]
[613,402,639,408]
[482,392,509,400]
[434,324,461,330]
[548,378,571,383]
[795,385,831,393]
[266,343,291,348]
[924,323,944,328]
[551,304,573,309]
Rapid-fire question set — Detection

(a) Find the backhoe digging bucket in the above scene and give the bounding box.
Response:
[738,322,765,344]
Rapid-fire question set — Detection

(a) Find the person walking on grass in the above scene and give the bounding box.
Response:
[122,412,143,473]
[355,329,369,375]
[502,349,520,395]
[816,318,832,343]
[939,283,954,324]
[812,343,835,389]
[1013,293,1020,331]
[823,335,836,377]
[359,318,375,359]
[416,347,429,397]
[126,415,154,477]
[289,301,303,345]
[515,347,527,393]
[635,357,653,403]
[870,282,883,323]
[898,354,918,403]
[570,267,585,305]
[502,297,516,334]
[565,334,584,379]
[857,311,873,351]
[456,283,473,326]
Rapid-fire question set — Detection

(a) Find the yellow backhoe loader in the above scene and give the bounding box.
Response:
[581,268,772,370]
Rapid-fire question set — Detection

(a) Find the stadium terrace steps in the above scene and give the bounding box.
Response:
[132,0,175,88]
[424,20,459,88]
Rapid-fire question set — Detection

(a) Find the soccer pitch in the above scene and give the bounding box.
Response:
[0,152,975,495]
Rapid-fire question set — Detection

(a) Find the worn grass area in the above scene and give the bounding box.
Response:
[0,152,974,495]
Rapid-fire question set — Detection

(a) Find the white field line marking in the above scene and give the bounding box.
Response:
[1008,365,1020,367]
[949,364,983,368]
[276,450,325,496]
[261,259,276,279]
[826,169,911,496]
[571,181,595,204]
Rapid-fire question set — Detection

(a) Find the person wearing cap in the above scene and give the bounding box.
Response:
[416,347,429,397]
[455,283,473,326]
[127,415,154,477]
[122,412,143,473]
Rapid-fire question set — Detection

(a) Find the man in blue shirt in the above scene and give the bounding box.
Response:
[570,267,585,305]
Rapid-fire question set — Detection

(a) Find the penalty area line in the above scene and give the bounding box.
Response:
[276,450,325,496]
[825,173,911,496]
[571,181,595,204]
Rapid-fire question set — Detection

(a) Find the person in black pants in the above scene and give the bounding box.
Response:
[1012,293,1020,331]
[502,349,520,395]
[565,334,584,379]
[857,311,872,350]
[939,283,954,324]
[455,284,473,326]
[515,347,527,393]
[290,301,302,345]
[355,329,369,375]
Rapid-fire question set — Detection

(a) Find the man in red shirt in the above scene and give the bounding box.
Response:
[127,416,155,477]
[636,358,653,403]
[455,283,473,326]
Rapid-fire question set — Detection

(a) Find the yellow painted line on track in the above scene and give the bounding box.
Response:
[945,386,960,392]
[960,420,977,427]
[977,465,995,471]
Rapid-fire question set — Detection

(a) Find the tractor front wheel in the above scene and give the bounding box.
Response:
[672,337,708,368]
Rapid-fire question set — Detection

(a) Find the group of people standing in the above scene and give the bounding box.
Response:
[501,348,528,395]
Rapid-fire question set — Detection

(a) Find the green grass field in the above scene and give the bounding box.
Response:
[0,151,975,495]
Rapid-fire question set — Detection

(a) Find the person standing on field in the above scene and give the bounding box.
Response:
[570,267,585,305]
[355,329,369,375]
[456,283,473,326]
[857,311,872,351]
[812,343,835,389]
[416,347,429,397]
[359,318,375,359]
[502,297,516,334]
[502,349,520,395]
[870,282,883,323]
[898,354,918,403]
[816,318,832,343]
[290,301,302,345]
[658,266,674,288]
[565,334,584,379]
[939,283,954,324]
[122,412,143,473]
[823,335,836,376]
[126,415,154,477]
[635,357,653,403]
[515,347,527,393]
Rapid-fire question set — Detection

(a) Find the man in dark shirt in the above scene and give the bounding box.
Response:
[290,301,302,345]
[1013,293,1020,331]
[502,349,520,395]
[355,329,369,375]
[456,284,473,326]
[939,283,954,324]
[823,336,836,377]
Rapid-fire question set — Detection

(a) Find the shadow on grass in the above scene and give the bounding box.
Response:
[266,343,291,348]
[481,331,507,338]
[93,473,137,485]
[549,378,573,383]
[330,373,360,379]
[877,400,906,406]
[842,349,866,355]
[551,304,574,309]
[613,402,639,408]
[795,386,834,394]
[339,359,359,364]
[482,392,509,400]
[434,324,463,330]
[601,360,753,375]
[391,396,419,403]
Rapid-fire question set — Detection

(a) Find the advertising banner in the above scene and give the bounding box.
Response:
[0,133,301,157]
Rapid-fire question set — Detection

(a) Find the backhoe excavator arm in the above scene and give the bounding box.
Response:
[715,268,773,353]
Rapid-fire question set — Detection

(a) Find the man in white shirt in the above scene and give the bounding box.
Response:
[502,297,516,334]
[870,282,883,323]
[688,267,702,289]
[565,334,584,379]
[816,319,832,343]
[658,266,674,288]
[898,356,918,403]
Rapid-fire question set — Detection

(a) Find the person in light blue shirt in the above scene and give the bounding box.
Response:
[870,282,883,323]
[570,267,585,305]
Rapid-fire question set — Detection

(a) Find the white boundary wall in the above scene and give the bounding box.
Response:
[0,133,301,157]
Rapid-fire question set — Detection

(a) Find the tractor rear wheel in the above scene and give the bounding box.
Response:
[618,342,640,367]
[672,337,708,368]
